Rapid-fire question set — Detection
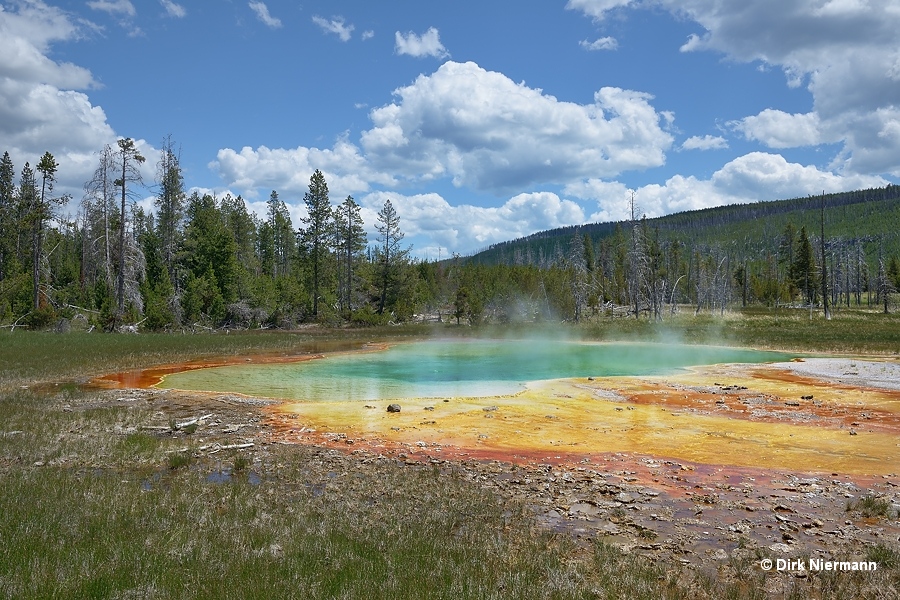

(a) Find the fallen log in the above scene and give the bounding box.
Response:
[174,413,214,430]
[206,442,255,455]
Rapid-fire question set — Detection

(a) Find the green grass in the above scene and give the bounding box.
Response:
[0,463,584,599]
[867,544,900,570]
[0,326,435,389]
[578,306,900,354]
[167,450,192,470]
[847,495,897,519]
[232,454,250,473]
[727,307,900,353]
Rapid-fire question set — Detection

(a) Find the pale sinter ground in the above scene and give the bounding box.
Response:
[771,357,900,391]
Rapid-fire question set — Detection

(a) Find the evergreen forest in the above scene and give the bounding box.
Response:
[1,142,899,331]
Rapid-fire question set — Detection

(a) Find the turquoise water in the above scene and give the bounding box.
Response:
[157,339,794,402]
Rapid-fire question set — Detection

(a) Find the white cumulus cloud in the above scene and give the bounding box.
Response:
[681,135,728,151]
[359,190,585,255]
[0,1,126,195]
[568,152,888,223]
[394,27,449,59]
[211,137,396,201]
[710,152,884,200]
[360,61,673,192]
[731,109,830,148]
[0,4,94,89]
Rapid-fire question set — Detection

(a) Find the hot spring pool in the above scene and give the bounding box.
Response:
[156,339,794,401]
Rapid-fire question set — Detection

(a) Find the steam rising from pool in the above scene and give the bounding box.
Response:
[156,340,793,402]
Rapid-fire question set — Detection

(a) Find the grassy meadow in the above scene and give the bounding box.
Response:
[1,310,899,599]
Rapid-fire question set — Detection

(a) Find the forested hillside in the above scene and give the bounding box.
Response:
[474,186,900,266]
[1,143,898,331]
[467,185,900,319]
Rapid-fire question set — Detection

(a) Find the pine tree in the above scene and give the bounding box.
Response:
[627,193,647,318]
[33,153,58,310]
[375,199,409,315]
[333,195,366,318]
[583,233,595,273]
[792,226,816,305]
[567,230,588,322]
[778,223,796,270]
[0,151,15,282]
[610,224,628,305]
[266,190,293,278]
[778,222,797,298]
[299,170,332,318]
[221,193,259,297]
[181,193,239,323]
[135,208,175,329]
[876,253,891,314]
[257,220,276,280]
[155,136,185,279]
[888,256,900,292]
[647,226,665,320]
[454,285,470,325]
[18,163,37,304]
[820,194,830,320]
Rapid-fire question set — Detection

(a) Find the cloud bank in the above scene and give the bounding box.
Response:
[568,0,900,176]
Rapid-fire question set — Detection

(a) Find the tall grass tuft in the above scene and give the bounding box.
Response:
[847,495,896,519]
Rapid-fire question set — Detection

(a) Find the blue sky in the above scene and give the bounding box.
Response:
[2,0,898,257]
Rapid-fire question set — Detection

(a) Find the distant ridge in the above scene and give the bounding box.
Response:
[467,185,900,266]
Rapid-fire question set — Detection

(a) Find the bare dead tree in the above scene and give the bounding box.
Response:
[567,229,589,322]
[83,144,117,289]
[627,191,649,318]
[856,242,864,306]
[114,138,145,319]
[820,192,831,320]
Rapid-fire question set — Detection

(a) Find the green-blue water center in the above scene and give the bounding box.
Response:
[157,339,794,402]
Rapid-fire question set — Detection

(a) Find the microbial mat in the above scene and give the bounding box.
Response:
[145,339,900,475]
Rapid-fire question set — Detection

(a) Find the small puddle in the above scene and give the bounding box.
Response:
[206,470,232,484]
[206,470,262,485]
